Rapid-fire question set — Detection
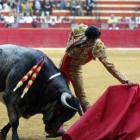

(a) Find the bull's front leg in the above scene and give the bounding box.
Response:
[0,122,11,140]
[3,91,20,140]
[6,104,20,140]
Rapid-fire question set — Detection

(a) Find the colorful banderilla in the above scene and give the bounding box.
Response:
[13,57,45,98]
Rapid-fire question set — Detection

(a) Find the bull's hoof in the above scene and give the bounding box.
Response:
[0,133,6,140]
[46,130,65,138]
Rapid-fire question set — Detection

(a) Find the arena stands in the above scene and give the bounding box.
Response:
[0,0,140,48]
[0,0,140,28]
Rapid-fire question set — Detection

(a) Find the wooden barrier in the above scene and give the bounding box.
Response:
[0,28,140,48]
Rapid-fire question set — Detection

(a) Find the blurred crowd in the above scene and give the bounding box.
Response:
[0,0,139,29]
[0,0,97,27]
[107,14,140,30]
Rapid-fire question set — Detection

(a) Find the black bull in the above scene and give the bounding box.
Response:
[0,45,81,140]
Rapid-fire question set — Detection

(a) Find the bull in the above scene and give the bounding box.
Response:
[0,45,81,140]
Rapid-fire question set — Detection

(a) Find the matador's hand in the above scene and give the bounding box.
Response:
[125,80,133,86]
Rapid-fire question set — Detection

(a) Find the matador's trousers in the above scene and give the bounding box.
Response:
[59,53,90,112]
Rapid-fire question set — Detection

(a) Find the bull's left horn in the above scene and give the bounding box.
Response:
[61,93,78,111]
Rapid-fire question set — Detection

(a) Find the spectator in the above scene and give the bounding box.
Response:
[0,0,4,7]
[54,15,61,23]
[44,14,55,25]
[86,0,96,16]
[14,1,22,14]
[20,0,28,5]
[118,16,129,24]
[129,15,138,29]
[138,18,140,24]
[108,14,118,24]
[44,14,51,23]
[22,1,33,16]
[4,12,15,27]
[60,0,67,10]
[24,12,33,23]
[0,13,5,22]
[3,2,11,12]
[0,0,4,10]
[7,0,16,9]
[17,12,25,23]
[135,4,140,12]
[109,22,119,30]
[33,0,42,15]
[69,0,77,16]
[62,15,71,23]
[75,0,84,16]
[0,3,2,10]
[52,0,57,8]
[42,0,53,15]
[13,11,19,23]
[32,17,38,27]
[36,15,43,23]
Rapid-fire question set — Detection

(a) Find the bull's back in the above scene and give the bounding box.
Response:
[0,45,45,91]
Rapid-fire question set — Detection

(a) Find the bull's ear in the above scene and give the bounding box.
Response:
[56,90,62,94]
[56,91,63,99]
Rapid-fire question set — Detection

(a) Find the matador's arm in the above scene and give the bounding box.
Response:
[99,54,129,83]
[93,40,132,85]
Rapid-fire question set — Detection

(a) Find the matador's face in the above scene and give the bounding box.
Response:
[86,38,97,46]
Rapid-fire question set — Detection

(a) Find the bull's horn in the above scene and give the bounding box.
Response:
[61,93,78,111]
[78,106,84,116]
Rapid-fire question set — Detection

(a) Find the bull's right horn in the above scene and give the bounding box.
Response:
[61,93,78,111]
[78,106,84,116]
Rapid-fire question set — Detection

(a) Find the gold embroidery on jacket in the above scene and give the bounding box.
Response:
[100,54,128,83]
[92,39,107,58]
[68,46,92,65]
[72,24,88,36]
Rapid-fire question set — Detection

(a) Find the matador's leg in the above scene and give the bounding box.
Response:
[69,65,90,112]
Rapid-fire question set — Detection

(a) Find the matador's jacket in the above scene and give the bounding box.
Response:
[59,24,129,112]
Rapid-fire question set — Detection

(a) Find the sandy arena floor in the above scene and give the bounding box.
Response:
[0,49,140,140]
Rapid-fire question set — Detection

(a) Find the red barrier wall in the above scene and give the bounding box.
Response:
[0,28,140,48]
[101,29,140,48]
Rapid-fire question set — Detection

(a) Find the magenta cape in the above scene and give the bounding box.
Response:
[62,84,140,140]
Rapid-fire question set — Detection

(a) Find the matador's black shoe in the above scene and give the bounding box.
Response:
[46,130,65,138]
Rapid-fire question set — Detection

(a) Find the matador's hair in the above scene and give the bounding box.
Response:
[85,26,101,39]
